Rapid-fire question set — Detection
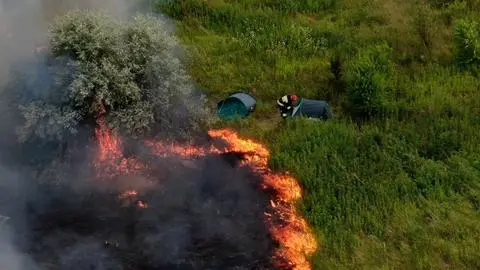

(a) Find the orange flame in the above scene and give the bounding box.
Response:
[207,129,317,270]
[119,190,138,199]
[136,200,148,208]
[94,118,144,177]
[94,118,317,269]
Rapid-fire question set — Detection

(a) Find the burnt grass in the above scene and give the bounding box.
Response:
[13,152,281,270]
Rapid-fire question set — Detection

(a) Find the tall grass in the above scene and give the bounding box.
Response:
[269,116,480,268]
[157,0,480,268]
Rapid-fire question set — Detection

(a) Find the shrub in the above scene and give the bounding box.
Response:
[453,19,480,72]
[345,44,394,118]
[10,10,209,142]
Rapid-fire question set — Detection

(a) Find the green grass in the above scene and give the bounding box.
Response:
[156,0,480,268]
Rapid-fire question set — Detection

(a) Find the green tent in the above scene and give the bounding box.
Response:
[290,99,333,120]
[216,92,256,120]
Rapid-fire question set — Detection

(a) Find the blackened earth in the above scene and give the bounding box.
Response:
[5,152,278,270]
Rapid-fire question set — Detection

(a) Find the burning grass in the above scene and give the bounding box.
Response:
[93,118,317,269]
[26,151,275,269]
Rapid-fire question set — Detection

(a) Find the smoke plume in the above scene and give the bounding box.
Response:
[0,1,276,269]
[0,0,140,85]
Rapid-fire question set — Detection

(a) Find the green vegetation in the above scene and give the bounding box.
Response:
[157,0,480,268]
[453,18,480,73]
[345,43,394,118]
[8,10,208,143]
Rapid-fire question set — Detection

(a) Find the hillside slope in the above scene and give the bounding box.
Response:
[157,0,480,268]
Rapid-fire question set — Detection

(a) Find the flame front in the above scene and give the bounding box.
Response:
[94,118,317,269]
[207,129,318,270]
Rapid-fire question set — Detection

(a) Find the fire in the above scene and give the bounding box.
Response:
[118,190,148,209]
[94,118,317,269]
[94,117,144,177]
[119,190,138,199]
[207,129,318,270]
[95,117,122,161]
[136,200,148,208]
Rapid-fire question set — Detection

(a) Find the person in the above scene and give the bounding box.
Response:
[276,94,333,120]
[277,94,300,119]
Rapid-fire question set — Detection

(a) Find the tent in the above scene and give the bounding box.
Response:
[291,99,333,120]
[216,92,256,120]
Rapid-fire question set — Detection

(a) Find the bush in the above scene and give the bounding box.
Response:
[345,44,394,118]
[10,10,209,142]
[453,19,480,73]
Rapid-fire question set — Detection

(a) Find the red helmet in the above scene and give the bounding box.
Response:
[290,95,298,103]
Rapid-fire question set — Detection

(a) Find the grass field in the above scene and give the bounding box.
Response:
[156,0,480,268]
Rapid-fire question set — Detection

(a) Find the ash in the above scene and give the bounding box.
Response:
[0,0,279,269]
[0,141,278,269]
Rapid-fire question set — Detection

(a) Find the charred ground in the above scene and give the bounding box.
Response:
[1,136,279,269]
[0,4,308,270]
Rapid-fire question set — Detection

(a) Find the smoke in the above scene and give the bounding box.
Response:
[0,153,274,269]
[0,0,139,86]
[0,226,37,270]
[0,166,31,270]
[0,1,276,269]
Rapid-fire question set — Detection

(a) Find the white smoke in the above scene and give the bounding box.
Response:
[0,2,142,270]
[0,0,144,87]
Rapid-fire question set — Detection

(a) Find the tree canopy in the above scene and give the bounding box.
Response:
[12,10,209,143]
